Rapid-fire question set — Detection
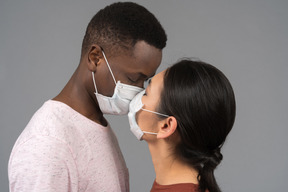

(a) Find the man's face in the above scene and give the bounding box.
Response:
[97,40,163,97]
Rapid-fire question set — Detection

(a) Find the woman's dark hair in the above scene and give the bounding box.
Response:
[81,2,167,57]
[157,59,236,192]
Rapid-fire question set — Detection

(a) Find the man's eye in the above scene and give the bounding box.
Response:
[128,77,137,83]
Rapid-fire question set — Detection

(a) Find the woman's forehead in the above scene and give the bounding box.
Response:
[149,70,166,91]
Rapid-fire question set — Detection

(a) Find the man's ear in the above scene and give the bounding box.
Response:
[87,44,104,72]
[157,116,177,139]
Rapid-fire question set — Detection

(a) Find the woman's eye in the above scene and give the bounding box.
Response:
[143,78,151,88]
[143,90,147,96]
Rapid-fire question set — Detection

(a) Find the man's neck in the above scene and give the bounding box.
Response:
[148,141,199,185]
[53,69,107,126]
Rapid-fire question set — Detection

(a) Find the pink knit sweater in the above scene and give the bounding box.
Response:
[9,100,129,192]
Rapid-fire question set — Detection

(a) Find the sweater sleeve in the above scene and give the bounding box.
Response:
[8,135,78,192]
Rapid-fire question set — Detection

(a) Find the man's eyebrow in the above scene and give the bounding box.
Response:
[139,72,155,79]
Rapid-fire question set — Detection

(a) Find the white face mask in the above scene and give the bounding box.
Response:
[128,90,169,140]
[92,51,143,115]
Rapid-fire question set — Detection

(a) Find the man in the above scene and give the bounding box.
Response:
[8,2,167,192]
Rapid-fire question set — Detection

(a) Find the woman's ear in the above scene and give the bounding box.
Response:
[87,44,104,72]
[157,116,177,139]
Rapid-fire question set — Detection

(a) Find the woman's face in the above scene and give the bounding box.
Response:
[136,70,166,141]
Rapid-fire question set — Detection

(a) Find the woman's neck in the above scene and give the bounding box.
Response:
[147,141,199,185]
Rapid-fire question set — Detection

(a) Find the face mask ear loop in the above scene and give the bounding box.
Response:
[142,131,158,135]
[92,72,99,94]
[141,108,169,117]
[102,51,117,85]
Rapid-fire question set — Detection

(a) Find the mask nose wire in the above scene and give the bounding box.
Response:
[102,51,117,85]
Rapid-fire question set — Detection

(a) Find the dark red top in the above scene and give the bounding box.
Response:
[150,180,201,192]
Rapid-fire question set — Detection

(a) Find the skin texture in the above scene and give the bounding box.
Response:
[136,70,199,185]
[53,40,162,126]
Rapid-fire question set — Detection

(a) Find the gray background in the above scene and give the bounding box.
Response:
[1,0,287,191]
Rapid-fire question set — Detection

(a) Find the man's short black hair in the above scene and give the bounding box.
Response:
[81,2,167,57]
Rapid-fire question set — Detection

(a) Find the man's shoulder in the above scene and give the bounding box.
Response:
[11,100,71,148]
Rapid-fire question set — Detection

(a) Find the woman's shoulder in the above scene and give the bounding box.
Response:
[150,180,201,192]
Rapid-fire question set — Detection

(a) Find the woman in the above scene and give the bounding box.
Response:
[128,59,236,192]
